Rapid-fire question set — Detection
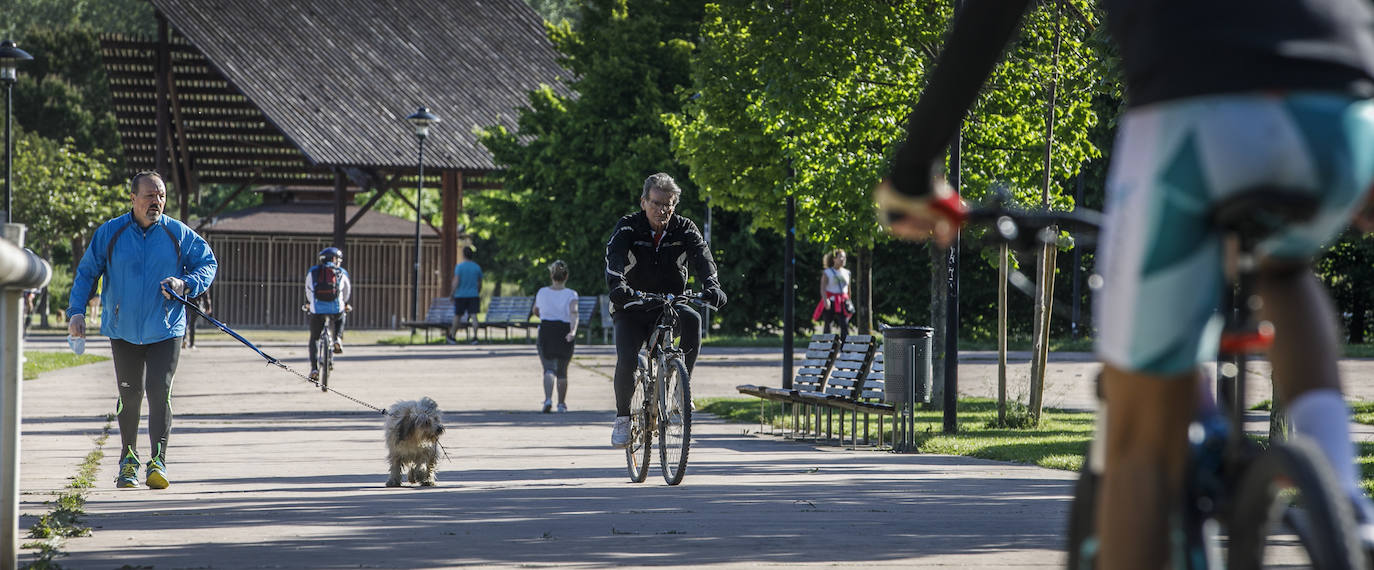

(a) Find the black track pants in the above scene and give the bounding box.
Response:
[612,306,701,416]
[110,337,181,462]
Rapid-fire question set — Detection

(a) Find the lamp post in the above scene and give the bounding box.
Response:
[0,40,33,225]
[405,107,440,322]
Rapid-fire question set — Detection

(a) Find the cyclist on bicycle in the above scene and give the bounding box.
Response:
[875,1,1374,567]
[605,172,727,448]
[306,247,352,380]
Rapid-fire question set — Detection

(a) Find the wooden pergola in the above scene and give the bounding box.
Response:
[99,0,567,297]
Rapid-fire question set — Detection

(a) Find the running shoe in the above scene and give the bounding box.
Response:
[611,416,631,448]
[115,452,140,488]
[145,457,169,489]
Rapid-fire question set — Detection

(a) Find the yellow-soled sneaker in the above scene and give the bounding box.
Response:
[145,458,169,489]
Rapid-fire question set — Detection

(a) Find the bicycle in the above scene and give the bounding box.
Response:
[943,189,1364,568]
[624,291,716,486]
[302,304,345,393]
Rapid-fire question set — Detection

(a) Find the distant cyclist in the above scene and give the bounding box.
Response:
[306,247,352,380]
[604,172,726,448]
[876,0,1374,566]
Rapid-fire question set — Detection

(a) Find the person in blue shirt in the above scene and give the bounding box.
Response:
[68,171,218,490]
[447,246,482,345]
[305,247,352,379]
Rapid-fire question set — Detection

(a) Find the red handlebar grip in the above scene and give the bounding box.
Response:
[929,192,967,225]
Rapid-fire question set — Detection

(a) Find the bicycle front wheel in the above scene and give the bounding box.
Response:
[317,329,331,392]
[658,356,691,485]
[1228,438,1366,570]
[626,364,652,483]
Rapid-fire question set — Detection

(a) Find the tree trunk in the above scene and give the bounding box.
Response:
[1351,294,1367,344]
[1029,239,1058,424]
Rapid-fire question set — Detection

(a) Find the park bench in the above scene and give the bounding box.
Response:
[481,296,535,341]
[851,348,895,448]
[399,297,454,343]
[797,334,877,447]
[735,333,841,437]
[577,295,602,344]
[599,295,614,344]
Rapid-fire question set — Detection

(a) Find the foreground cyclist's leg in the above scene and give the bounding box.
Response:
[1097,365,1198,570]
[1258,263,1371,523]
[611,311,654,447]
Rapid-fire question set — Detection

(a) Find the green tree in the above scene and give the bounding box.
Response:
[13,26,124,167]
[1319,231,1374,343]
[667,0,1107,249]
[473,0,710,297]
[11,128,125,254]
[2,0,155,38]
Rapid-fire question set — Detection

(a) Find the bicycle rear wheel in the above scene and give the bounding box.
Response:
[1228,438,1366,570]
[317,328,331,392]
[1065,454,1099,570]
[658,356,691,486]
[626,362,652,483]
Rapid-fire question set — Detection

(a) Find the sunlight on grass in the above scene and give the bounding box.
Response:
[698,396,1095,471]
[23,352,108,380]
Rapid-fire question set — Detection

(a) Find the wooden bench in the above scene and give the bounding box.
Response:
[851,348,895,449]
[735,333,841,437]
[797,335,877,446]
[399,297,455,343]
[599,294,614,344]
[577,295,601,344]
[481,296,535,341]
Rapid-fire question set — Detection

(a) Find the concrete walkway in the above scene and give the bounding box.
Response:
[21,335,1373,568]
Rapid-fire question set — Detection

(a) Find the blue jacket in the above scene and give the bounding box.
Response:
[68,213,218,345]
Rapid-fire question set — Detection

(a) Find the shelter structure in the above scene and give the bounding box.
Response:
[99,0,566,327]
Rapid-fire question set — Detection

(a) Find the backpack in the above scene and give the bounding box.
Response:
[313,265,341,302]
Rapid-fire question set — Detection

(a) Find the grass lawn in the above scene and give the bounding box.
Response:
[23,352,108,380]
[701,396,1374,493]
[697,397,1095,471]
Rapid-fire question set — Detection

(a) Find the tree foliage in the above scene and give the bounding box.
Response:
[667,0,1107,252]
[474,0,710,296]
[11,128,125,253]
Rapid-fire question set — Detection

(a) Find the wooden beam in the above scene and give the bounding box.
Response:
[167,61,196,220]
[194,178,255,233]
[344,172,402,231]
[441,170,459,294]
[155,14,170,177]
[333,169,348,248]
[388,184,441,236]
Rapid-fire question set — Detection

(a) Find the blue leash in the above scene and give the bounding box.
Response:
[163,284,388,415]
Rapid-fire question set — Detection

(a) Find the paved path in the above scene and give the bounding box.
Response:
[20,335,1374,568]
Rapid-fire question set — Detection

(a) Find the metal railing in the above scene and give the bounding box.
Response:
[0,223,51,569]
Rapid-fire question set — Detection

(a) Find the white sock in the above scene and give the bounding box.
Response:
[1288,389,1362,500]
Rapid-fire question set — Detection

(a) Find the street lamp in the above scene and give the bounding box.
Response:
[405,106,440,322]
[0,40,33,225]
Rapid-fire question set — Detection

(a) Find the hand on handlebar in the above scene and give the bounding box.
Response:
[874,177,965,247]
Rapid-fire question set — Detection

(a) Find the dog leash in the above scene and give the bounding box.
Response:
[163,284,389,416]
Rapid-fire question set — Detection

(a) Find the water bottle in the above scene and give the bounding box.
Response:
[66,335,86,355]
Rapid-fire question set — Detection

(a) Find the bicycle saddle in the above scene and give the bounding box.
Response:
[1208,188,1320,240]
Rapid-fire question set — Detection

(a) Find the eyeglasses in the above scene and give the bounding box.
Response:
[646,198,678,212]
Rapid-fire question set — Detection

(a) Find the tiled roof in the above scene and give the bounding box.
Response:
[200,203,441,238]
[106,0,567,182]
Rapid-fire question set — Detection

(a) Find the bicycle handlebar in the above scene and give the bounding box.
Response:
[946,188,1103,248]
[634,291,720,312]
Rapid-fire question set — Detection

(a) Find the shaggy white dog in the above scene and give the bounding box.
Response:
[384,397,446,487]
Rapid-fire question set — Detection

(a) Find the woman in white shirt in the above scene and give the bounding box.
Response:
[533,260,579,413]
[812,249,853,340]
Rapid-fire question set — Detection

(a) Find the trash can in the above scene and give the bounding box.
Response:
[883,325,933,405]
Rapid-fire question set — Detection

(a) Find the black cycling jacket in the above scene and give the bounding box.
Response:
[888,0,1374,199]
[604,211,722,312]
